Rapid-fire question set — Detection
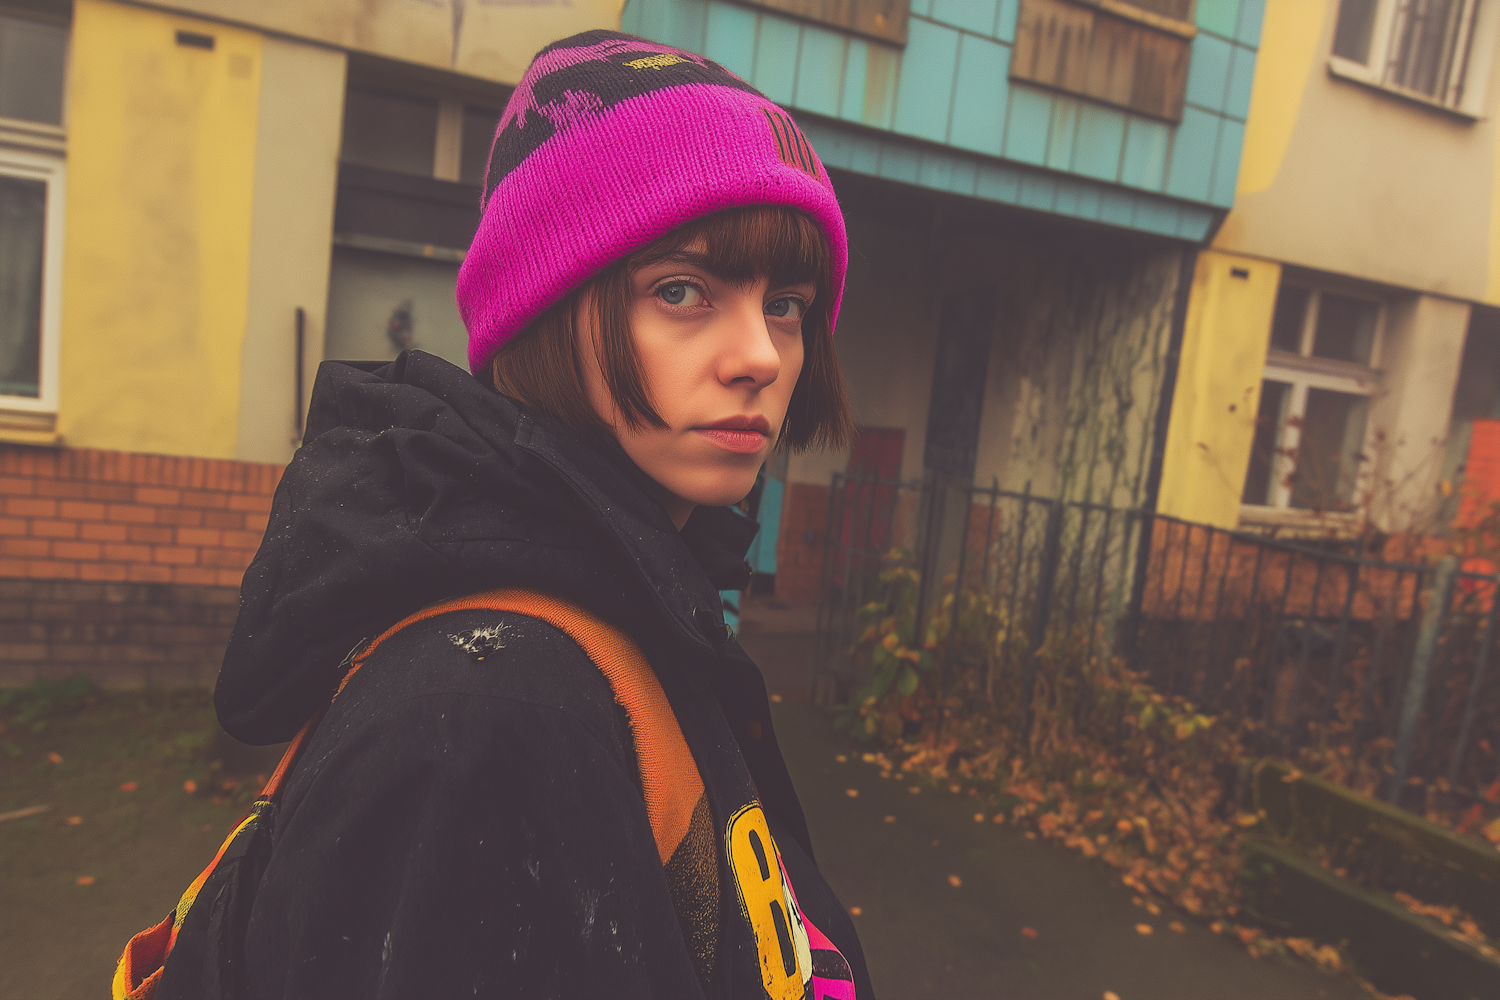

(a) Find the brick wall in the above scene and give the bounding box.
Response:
[774,481,830,605]
[0,445,282,688]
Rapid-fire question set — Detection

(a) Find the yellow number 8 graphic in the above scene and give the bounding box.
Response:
[726,803,812,999]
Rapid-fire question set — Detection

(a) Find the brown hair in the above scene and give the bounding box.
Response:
[488,205,853,453]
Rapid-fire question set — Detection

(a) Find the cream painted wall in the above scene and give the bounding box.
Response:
[786,211,941,489]
[236,37,346,465]
[1215,0,1500,302]
[59,0,261,458]
[1366,294,1471,532]
[1157,251,1280,528]
[137,0,625,87]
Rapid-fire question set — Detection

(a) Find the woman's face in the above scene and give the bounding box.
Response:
[581,243,812,530]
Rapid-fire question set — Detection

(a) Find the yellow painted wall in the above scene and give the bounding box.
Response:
[60,0,260,459]
[1156,251,1281,528]
[1234,0,1325,197]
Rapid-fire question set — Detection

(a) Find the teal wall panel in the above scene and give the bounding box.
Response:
[703,2,757,81]
[976,160,1021,202]
[751,14,800,104]
[1224,43,1256,120]
[1133,200,1179,237]
[839,39,868,122]
[929,0,1000,37]
[1175,211,1212,241]
[918,153,955,193]
[1236,0,1266,46]
[1165,107,1219,201]
[892,18,961,144]
[996,0,1020,42]
[949,34,1008,156]
[1196,0,1240,38]
[1209,117,1244,207]
[1004,85,1051,166]
[948,156,977,195]
[880,143,920,184]
[1100,189,1135,228]
[910,0,932,16]
[1054,177,1085,217]
[1071,104,1124,182]
[1186,32,1232,113]
[794,26,847,118]
[1120,117,1169,191]
[1020,173,1056,212]
[1045,97,1078,171]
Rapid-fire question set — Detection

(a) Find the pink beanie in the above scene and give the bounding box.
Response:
[456,31,848,375]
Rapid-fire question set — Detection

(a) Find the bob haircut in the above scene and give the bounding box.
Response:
[488,205,853,453]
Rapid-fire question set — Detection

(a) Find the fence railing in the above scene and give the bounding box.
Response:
[813,470,1500,819]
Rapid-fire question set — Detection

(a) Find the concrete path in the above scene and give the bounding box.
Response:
[738,623,1369,1000]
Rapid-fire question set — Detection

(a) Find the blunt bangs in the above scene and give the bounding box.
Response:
[490,205,852,454]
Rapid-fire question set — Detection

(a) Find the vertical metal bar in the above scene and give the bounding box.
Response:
[814,472,843,702]
[981,478,1000,596]
[1448,573,1500,787]
[1323,563,1360,723]
[1065,505,1090,627]
[1004,483,1032,683]
[1087,508,1115,666]
[1259,550,1298,731]
[1192,524,1216,621]
[912,471,942,659]
[294,306,306,441]
[939,487,974,714]
[1388,557,1459,804]
[1355,570,1398,753]
[1284,557,1327,741]
[1024,500,1065,737]
[1172,522,1194,621]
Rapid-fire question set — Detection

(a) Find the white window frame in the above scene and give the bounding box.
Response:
[1328,0,1500,117]
[1242,286,1383,518]
[0,137,65,418]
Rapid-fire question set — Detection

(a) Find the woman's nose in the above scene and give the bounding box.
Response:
[720,303,782,388]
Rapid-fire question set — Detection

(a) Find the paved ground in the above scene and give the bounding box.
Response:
[738,615,1370,1000]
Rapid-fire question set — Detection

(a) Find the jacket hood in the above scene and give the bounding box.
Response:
[215,351,757,745]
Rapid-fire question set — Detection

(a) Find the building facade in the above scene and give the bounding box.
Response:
[1157,0,1500,544]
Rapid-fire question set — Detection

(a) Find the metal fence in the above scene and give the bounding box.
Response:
[813,470,1500,817]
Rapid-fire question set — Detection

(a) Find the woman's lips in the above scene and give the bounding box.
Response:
[695,427,767,454]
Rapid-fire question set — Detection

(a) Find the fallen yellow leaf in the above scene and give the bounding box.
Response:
[1104,992,1121,1000]
[908,786,921,794]
[65,816,81,826]
[1145,902,1160,915]
[47,752,62,765]
[1482,816,1500,845]
[76,876,95,886]
[770,693,783,703]
[119,782,137,792]
[1135,923,1153,936]
[849,906,862,916]
[948,875,963,888]
[1116,819,1133,834]
[973,812,985,823]
[1020,927,1037,939]
[183,780,197,794]
[845,788,858,798]
[884,815,895,823]
[1169,922,1185,934]
[1235,813,1260,828]
[948,784,961,794]
[992,814,1006,824]
[861,753,876,763]
[835,755,847,763]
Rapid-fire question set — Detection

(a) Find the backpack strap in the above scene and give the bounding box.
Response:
[114,589,716,999]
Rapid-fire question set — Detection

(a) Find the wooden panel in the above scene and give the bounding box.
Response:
[1011,0,1191,121]
[732,0,909,46]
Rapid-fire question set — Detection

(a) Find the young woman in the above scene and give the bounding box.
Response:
[205,30,872,1000]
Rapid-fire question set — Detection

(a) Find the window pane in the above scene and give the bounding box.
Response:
[0,15,67,125]
[340,86,438,177]
[460,105,500,187]
[1387,0,1466,99]
[1332,0,1378,63]
[1269,285,1308,353]
[1243,380,1290,505]
[1312,293,1377,364]
[0,174,45,398]
[1290,388,1369,511]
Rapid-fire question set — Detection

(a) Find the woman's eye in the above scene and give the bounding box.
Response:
[656,282,703,307]
[766,297,806,320]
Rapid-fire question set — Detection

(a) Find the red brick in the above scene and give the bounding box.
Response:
[106,504,157,524]
[79,562,128,582]
[221,529,263,550]
[214,569,244,587]
[58,500,107,521]
[201,548,249,569]
[0,476,34,496]
[27,560,77,580]
[133,486,182,506]
[153,546,198,566]
[85,483,133,502]
[175,527,222,547]
[31,519,78,539]
[80,522,129,542]
[127,525,174,544]
[0,517,26,536]
[127,564,172,583]
[202,510,244,529]
[181,490,228,510]
[0,558,25,577]
[227,493,272,513]
[6,497,56,518]
[53,541,102,561]
[157,507,203,527]
[34,479,89,499]
[171,566,219,586]
[242,512,269,533]
[102,543,152,563]
[0,538,49,558]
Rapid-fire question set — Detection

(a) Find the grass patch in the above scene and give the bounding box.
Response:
[0,679,285,1000]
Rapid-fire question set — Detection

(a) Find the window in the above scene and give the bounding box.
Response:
[1242,284,1382,514]
[0,10,67,424]
[339,83,500,185]
[1329,0,1494,113]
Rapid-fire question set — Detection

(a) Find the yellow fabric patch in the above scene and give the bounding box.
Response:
[726,803,810,999]
[625,54,688,70]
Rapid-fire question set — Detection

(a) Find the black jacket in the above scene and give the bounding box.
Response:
[207,351,872,999]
